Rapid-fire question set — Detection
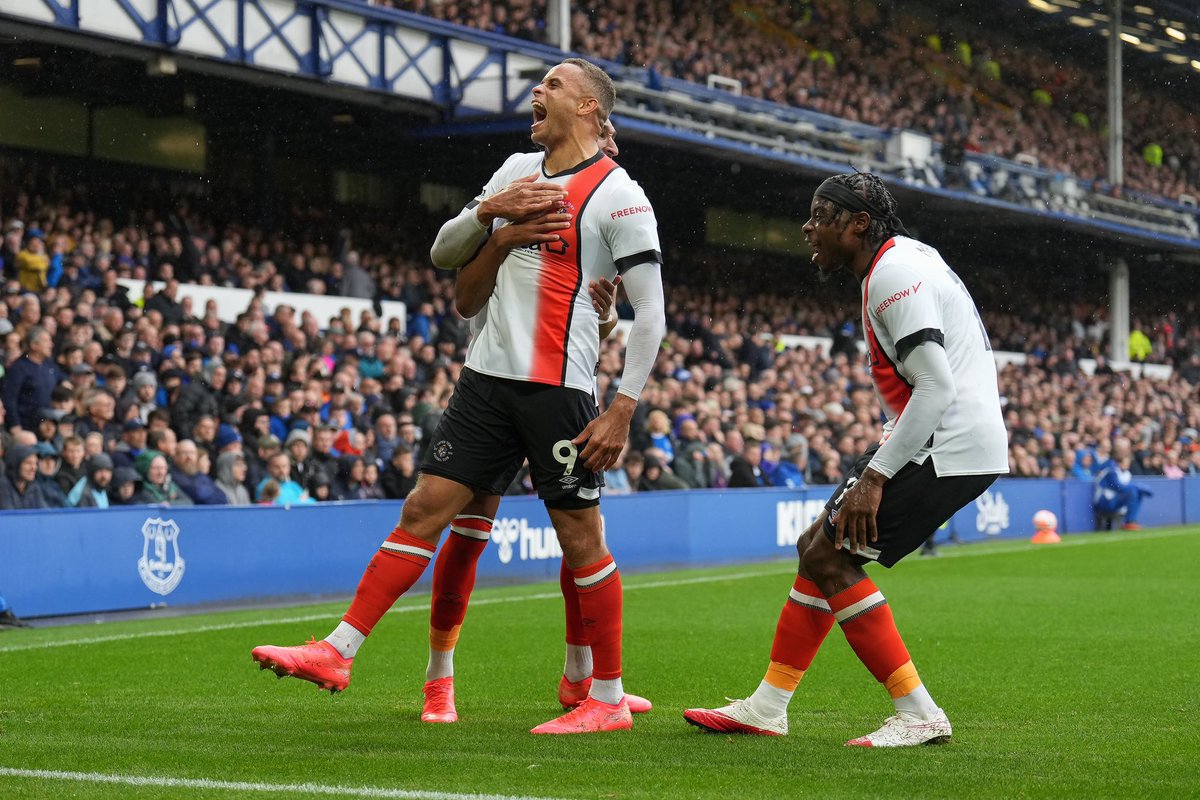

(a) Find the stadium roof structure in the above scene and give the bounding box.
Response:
[2,0,1198,257]
[987,0,1200,84]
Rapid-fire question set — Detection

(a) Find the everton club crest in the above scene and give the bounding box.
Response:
[137,517,186,596]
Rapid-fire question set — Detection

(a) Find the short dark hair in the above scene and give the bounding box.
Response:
[562,58,616,120]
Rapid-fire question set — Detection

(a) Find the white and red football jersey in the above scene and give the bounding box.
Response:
[462,151,661,393]
[862,236,1008,476]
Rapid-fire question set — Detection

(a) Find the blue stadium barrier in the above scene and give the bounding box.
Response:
[2,476,1197,618]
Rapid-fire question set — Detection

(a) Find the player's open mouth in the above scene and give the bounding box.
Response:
[531,102,547,129]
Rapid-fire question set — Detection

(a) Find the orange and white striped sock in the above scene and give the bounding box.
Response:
[828,577,940,720]
[747,576,835,718]
[426,515,492,680]
[886,661,940,719]
[341,527,435,644]
[573,554,623,704]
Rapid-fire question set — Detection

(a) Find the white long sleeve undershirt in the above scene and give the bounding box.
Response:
[613,261,665,402]
[430,205,487,271]
[867,340,956,479]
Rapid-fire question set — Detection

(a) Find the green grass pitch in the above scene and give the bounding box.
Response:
[1,527,1198,799]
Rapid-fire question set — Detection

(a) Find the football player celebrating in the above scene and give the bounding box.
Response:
[685,172,1007,746]
[252,60,666,735]
[417,119,652,726]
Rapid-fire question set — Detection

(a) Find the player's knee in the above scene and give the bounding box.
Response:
[548,506,604,566]
[555,519,599,552]
[793,516,826,561]
[800,533,841,582]
[799,539,825,579]
[398,483,454,540]
[460,493,499,519]
[794,527,815,562]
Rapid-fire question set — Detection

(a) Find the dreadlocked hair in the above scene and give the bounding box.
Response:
[824,172,899,248]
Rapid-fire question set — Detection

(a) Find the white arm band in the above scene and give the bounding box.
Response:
[430,205,487,271]
[867,340,956,479]
[614,261,665,401]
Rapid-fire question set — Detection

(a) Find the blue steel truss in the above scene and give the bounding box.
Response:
[2,0,1198,248]
[0,0,561,118]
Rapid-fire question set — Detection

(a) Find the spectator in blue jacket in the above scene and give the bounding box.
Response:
[111,418,148,470]
[1,327,63,432]
[772,434,809,488]
[354,331,384,379]
[256,451,313,505]
[760,441,784,486]
[1093,437,1153,530]
[1071,448,1098,480]
[171,439,227,505]
[67,453,114,508]
[645,409,677,466]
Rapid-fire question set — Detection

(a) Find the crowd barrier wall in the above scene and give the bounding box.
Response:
[117,279,408,333]
[2,476,1196,618]
[615,323,1175,379]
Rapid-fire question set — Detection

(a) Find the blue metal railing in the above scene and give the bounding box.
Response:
[1,0,1196,244]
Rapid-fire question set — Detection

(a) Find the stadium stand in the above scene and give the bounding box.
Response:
[395,0,1199,209]
[2,150,1197,510]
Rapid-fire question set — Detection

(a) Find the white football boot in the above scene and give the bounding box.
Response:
[683,698,788,736]
[845,709,952,747]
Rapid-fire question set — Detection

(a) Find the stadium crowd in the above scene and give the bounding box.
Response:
[386,0,1200,203]
[1,156,1198,510]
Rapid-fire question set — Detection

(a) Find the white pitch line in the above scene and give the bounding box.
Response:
[0,767,568,800]
[0,569,783,654]
[0,529,1193,655]
[927,525,1197,559]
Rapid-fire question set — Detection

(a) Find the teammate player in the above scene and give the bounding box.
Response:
[419,118,651,725]
[251,59,667,735]
[684,172,1007,746]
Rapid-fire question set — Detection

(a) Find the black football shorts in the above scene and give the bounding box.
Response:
[420,367,603,509]
[823,444,999,567]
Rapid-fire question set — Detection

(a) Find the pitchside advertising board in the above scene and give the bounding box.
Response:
[1,477,1197,618]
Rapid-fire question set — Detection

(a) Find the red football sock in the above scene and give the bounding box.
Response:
[573,555,622,680]
[827,577,911,683]
[343,527,436,635]
[429,516,493,641]
[764,575,836,691]
[560,559,588,646]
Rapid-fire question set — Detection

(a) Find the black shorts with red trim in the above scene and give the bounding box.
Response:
[419,367,603,509]
[823,444,999,567]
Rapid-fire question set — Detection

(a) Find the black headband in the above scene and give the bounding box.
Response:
[814,177,909,238]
